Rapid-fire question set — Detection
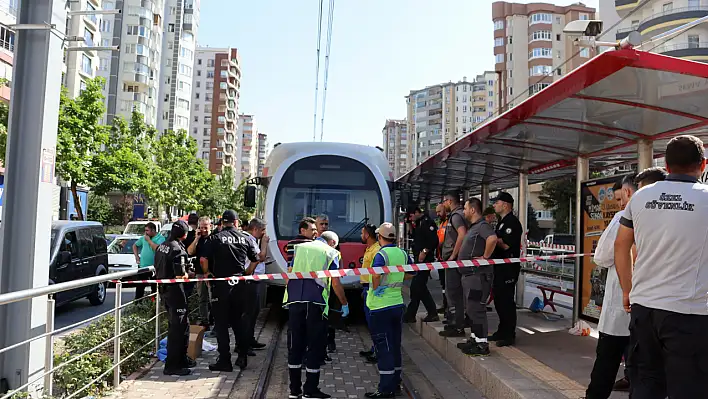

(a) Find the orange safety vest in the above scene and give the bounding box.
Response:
[436,219,448,259]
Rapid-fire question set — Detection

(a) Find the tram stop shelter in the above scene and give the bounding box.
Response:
[396,48,708,323]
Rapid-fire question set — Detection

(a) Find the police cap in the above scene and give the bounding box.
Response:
[222,209,239,223]
[171,220,189,238]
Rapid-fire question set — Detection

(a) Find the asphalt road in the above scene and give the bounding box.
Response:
[54,287,138,333]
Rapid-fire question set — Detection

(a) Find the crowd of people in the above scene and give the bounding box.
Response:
[143,134,708,399]
[585,134,708,399]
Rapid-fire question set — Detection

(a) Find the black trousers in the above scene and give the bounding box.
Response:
[492,265,520,339]
[404,270,437,319]
[135,283,157,300]
[586,332,630,399]
[628,304,708,399]
[212,281,252,361]
[288,302,328,395]
[161,284,189,370]
[247,282,262,342]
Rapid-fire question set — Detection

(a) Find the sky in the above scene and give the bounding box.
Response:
[199,0,600,149]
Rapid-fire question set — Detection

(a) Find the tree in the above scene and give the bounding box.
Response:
[538,178,575,233]
[91,111,155,224]
[56,77,108,220]
[526,203,543,241]
[0,78,10,166]
[86,193,113,225]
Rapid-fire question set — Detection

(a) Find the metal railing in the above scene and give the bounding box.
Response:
[639,6,708,27]
[0,267,167,399]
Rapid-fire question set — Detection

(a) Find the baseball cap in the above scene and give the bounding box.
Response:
[375,222,396,240]
[171,220,189,237]
[491,192,514,204]
[222,209,238,223]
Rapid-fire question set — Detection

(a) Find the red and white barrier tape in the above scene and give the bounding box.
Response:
[526,241,575,251]
[113,253,590,285]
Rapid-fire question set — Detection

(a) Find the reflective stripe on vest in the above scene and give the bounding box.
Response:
[283,240,339,315]
[366,246,406,311]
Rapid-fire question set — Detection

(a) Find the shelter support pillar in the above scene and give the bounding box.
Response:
[0,0,66,393]
[516,173,528,306]
[481,184,490,207]
[573,157,590,324]
[637,140,653,172]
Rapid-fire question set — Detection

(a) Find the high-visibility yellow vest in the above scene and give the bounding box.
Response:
[366,246,407,311]
[283,240,340,315]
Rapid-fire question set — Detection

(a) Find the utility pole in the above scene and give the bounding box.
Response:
[0,0,66,394]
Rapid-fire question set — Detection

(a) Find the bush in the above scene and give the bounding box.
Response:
[51,296,166,398]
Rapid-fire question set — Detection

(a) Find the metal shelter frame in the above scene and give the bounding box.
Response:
[397,48,708,323]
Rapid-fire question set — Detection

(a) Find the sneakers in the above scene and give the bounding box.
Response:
[456,339,476,351]
[422,314,440,322]
[288,393,301,399]
[439,328,465,337]
[364,391,395,398]
[209,360,233,372]
[163,367,192,376]
[302,390,332,398]
[323,354,332,363]
[247,349,256,357]
[235,355,248,369]
[462,342,491,357]
[612,377,630,392]
[365,354,378,364]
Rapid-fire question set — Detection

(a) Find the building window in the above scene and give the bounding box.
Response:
[579,48,590,58]
[529,48,552,59]
[530,30,552,41]
[216,151,223,159]
[529,13,552,25]
[0,27,15,51]
[220,70,227,78]
[529,83,551,96]
[488,101,493,107]
[101,38,110,47]
[579,13,589,20]
[79,80,87,93]
[202,151,209,159]
[194,116,198,122]
[204,116,211,124]
[508,87,513,96]
[126,25,147,37]
[493,20,504,30]
[168,24,175,32]
[180,47,193,60]
[488,90,493,96]
[81,54,92,75]
[462,105,467,112]
[207,59,215,67]
[556,34,561,41]
[529,65,553,76]
[207,71,214,79]
[179,63,192,76]
[196,81,201,88]
[688,34,700,48]
[508,36,513,44]
[100,19,111,32]
[177,98,190,109]
[495,53,504,63]
[494,37,504,47]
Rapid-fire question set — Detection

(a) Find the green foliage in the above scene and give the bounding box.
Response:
[86,193,113,225]
[51,297,166,398]
[538,178,576,233]
[526,203,544,241]
[0,78,10,166]
[56,77,108,220]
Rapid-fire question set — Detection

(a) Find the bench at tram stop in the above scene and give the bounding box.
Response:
[533,285,573,321]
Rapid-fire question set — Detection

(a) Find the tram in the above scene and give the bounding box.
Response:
[246,142,395,288]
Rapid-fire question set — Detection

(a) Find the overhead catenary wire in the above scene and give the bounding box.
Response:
[319,0,335,141]
[312,0,325,141]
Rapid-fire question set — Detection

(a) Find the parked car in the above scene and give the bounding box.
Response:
[107,235,140,273]
[49,221,109,307]
[123,220,161,235]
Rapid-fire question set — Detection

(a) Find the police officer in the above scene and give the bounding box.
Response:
[403,207,439,323]
[489,192,522,347]
[365,223,414,399]
[285,231,349,399]
[207,210,260,372]
[153,220,193,376]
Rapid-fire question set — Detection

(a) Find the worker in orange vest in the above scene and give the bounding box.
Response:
[435,203,448,315]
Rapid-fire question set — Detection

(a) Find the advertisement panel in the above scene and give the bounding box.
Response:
[579,175,626,322]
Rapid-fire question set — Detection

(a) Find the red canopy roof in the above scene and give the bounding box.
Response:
[397,49,708,202]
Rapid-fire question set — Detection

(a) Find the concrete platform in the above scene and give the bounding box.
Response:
[404,282,628,399]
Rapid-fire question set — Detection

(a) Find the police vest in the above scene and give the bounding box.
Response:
[366,246,407,311]
[283,240,340,315]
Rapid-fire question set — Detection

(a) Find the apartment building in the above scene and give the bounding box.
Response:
[406,75,498,165]
[237,114,259,184]
[99,0,166,127]
[257,132,268,177]
[615,0,708,60]
[492,1,596,110]
[156,0,199,134]
[0,1,15,103]
[190,47,241,180]
[382,119,408,179]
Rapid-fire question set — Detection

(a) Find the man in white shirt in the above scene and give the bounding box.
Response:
[585,168,666,399]
[244,218,269,353]
[615,135,708,399]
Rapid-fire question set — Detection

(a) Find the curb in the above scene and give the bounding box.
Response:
[411,319,584,399]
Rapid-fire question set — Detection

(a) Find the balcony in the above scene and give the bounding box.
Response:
[615,0,641,18]
[636,6,708,39]
[227,78,237,90]
[615,26,636,40]
[653,41,708,58]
